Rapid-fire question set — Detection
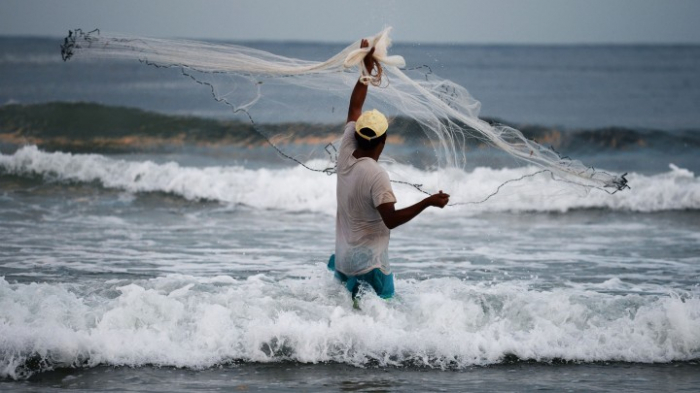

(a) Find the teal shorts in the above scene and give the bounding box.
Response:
[327,254,394,299]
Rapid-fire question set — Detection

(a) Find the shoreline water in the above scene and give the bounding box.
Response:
[1,204,698,381]
[3,361,699,392]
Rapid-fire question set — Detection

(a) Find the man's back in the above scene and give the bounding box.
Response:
[335,121,396,276]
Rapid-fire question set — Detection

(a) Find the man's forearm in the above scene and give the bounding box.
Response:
[378,192,449,229]
[380,199,430,230]
[347,80,368,123]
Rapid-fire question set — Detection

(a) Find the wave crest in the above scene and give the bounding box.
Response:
[1,274,699,379]
[1,146,698,213]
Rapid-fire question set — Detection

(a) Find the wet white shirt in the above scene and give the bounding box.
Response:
[335,122,396,275]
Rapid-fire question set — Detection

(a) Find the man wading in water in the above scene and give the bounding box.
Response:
[328,39,450,305]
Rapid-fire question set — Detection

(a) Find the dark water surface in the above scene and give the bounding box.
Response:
[2,362,698,392]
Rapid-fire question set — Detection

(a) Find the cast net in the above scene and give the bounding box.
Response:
[60,28,629,205]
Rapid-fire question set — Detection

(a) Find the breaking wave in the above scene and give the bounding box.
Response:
[1,146,698,213]
[1,274,698,379]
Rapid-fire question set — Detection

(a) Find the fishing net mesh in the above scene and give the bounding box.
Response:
[61,28,628,204]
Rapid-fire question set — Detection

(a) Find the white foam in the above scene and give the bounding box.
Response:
[0,274,698,379]
[1,146,698,214]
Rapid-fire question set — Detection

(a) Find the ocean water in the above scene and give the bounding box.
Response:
[1,36,699,391]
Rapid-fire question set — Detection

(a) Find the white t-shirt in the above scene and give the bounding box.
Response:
[335,122,396,275]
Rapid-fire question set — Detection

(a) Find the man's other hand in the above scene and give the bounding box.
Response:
[426,191,450,208]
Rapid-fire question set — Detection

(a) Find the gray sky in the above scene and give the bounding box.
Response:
[1,0,699,44]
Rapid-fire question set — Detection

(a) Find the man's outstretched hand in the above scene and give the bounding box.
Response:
[347,38,376,123]
[425,191,450,208]
[360,38,376,74]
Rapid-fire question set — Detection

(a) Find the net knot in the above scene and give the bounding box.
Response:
[606,172,631,192]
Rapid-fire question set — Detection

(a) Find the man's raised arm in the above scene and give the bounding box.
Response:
[347,39,376,124]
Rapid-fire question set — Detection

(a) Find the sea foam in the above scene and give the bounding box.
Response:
[1,145,698,214]
[0,273,698,379]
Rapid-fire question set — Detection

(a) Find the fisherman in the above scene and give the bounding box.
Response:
[328,39,450,302]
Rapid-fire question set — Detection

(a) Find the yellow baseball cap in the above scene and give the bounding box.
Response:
[355,109,388,140]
